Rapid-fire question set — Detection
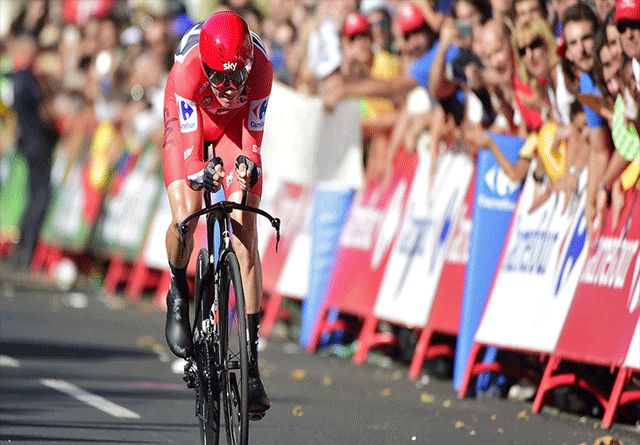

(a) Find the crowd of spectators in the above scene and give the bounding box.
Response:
[1,0,640,261]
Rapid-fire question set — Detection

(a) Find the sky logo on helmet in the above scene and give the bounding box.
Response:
[175,94,197,133]
[223,61,237,71]
[249,97,269,130]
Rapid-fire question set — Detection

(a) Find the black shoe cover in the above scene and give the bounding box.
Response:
[165,289,192,358]
[248,374,271,418]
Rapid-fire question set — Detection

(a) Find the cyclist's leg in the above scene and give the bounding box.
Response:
[162,137,202,358]
[216,122,270,415]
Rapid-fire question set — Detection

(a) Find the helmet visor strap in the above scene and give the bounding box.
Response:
[203,63,249,90]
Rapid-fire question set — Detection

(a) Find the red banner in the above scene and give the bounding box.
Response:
[62,0,114,24]
[320,149,418,318]
[261,183,314,297]
[554,189,640,366]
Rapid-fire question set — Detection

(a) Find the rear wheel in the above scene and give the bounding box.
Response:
[194,248,220,445]
[218,251,249,445]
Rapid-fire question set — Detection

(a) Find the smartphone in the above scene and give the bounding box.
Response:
[456,20,473,38]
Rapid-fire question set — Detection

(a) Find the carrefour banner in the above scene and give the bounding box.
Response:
[299,184,355,347]
[318,149,417,319]
[474,163,589,353]
[453,134,524,390]
[626,320,640,369]
[374,150,473,327]
[554,188,640,367]
[91,145,162,260]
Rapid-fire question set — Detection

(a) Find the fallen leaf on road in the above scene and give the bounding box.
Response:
[469,430,476,435]
[420,392,435,403]
[291,369,307,380]
[443,399,452,408]
[593,436,623,445]
[381,388,392,397]
[322,374,333,386]
[497,428,504,434]
[517,410,529,420]
[455,421,465,429]
[491,414,497,421]
[292,406,303,417]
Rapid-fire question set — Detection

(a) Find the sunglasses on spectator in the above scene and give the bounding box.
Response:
[518,37,544,57]
[616,20,640,34]
[203,62,249,90]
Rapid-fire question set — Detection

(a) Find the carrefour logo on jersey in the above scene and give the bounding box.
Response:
[249,97,269,130]
[175,94,197,133]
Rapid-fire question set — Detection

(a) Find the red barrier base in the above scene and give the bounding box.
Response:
[457,342,545,399]
[351,316,397,365]
[602,367,640,428]
[408,327,456,379]
[532,355,618,426]
[261,291,299,338]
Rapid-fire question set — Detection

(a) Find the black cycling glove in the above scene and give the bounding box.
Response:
[203,157,224,192]
[235,155,260,189]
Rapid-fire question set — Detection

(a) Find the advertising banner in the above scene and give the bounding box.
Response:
[299,184,355,347]
[428,177,475,333]
[453,134,524,390]
[625,320,640,369]
[0,151,27,242]
[474,163,589,352]
[261,82,363,188]
[553,188,640,367]
[374,150,473,327]
[261,183,315,298]
[91,147,162,260]
[318,149,418,319]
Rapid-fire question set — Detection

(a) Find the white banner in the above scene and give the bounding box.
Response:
[475,163,589,352]
[373,149,474,327]
[261,82,363,188]
[625,320,640,368]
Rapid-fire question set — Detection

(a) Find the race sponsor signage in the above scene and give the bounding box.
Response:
[474,163,589,353]
[453,134,524,390]
[319,149,418,319]
[374,150,473,327]
[299,184,354,347]
[553,188,640,366]
[261,183,315,298]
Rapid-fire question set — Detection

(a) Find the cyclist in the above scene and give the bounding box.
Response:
[162,11,272,418]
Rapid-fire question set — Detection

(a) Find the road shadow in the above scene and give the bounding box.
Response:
[0,340,157,361]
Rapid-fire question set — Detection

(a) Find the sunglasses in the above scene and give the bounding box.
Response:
[616,20,640,34]
[518,37,545,57]
[203,62,250,90]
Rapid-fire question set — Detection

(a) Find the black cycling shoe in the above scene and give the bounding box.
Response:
[165,289,192,358]
[248,374,270,420]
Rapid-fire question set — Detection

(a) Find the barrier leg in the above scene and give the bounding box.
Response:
[532,355,559,413]
[457,342,482,399]
[154,269,171,310]
[409,328,434,379]
[352,315,378,365]
[124,257,148,301]
[103,256,127,294]
[306,304,330,353]
[261,292,284,338]
[601,367,629,429]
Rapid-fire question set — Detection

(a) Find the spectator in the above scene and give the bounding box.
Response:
[10,33,58,270]
[513,0,548,30]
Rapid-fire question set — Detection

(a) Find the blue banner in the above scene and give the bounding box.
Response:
[453,133,524,392]
[299,184,354,348]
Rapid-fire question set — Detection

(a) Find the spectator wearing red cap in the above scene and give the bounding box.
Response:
[337,11,402,184]
[616,0,640,86]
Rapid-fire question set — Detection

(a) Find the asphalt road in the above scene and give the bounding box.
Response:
[1,268,639,445]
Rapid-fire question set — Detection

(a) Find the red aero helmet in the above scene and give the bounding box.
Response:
[200,11,253,90]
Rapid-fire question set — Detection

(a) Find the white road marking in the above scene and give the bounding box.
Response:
[40,379,141,419]
[0,355,20,367]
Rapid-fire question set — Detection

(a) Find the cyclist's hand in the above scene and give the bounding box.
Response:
[203,157,225,192]
[235,155,259,191]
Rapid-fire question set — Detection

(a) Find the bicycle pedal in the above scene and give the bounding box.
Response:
[249,412,265,421]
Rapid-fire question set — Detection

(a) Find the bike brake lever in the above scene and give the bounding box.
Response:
[179,223,189,250]
[272,218,281,252]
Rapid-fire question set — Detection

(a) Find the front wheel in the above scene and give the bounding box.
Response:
[194,248,220,445]
[218,250,249,445]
